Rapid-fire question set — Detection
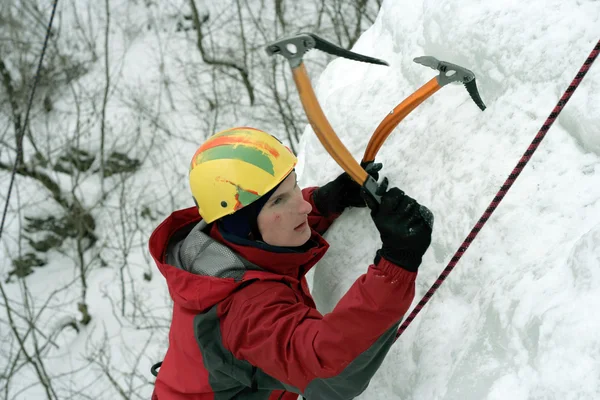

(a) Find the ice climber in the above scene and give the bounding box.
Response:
[149,127,433,400]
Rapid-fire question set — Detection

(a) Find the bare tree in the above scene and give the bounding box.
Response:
[0,0,382,398]
[173,0,380,151]
[0,0,157,398]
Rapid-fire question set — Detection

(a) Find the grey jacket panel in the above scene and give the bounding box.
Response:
[194,306,301,399]
[166,221,261,280]
[303,323,400,400]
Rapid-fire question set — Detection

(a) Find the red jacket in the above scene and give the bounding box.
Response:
[150,187,416,400]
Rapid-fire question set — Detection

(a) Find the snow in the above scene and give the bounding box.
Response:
[299,1,600,399]
[1,0,599,398]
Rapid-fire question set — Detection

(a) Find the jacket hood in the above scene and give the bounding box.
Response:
[149,207,329,312]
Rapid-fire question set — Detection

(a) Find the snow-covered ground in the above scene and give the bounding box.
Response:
[1,0,599,398]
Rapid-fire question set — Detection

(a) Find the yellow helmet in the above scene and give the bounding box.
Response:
[189,127,297,223]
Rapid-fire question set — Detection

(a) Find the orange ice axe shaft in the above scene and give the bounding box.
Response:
[266,33,389,205]
[363,56,486,164]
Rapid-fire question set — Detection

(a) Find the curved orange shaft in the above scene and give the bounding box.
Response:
[362,78,441,163]
[292,63,368,186]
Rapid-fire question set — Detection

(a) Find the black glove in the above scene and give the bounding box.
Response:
[370,179,433,272]
[312,162,383,215]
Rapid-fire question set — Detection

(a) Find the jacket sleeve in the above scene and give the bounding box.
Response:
[219,258,416,399]
[302,186,341,235]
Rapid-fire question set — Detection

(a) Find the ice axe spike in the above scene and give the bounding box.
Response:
[266,33,389,208]
[414,56,486,111]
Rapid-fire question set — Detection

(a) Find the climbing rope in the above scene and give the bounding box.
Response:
[396,39,600,339]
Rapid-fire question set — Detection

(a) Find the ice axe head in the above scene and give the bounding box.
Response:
[266,33,389,68]
[414,56,486,111]
[265,34,316,68]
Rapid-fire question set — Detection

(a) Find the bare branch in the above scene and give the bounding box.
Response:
[100,0,111,195]
[188,0,255,105]
[0,58,23,143]
[0,282,57,399]
[274,0,286,31]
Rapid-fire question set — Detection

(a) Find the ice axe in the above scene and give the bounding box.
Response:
[265,33,387,206]
[265,33,485,225]
[362,56,486,164]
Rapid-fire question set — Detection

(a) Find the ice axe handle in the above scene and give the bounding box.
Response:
[361,174,435,230]
[361,174,383,211]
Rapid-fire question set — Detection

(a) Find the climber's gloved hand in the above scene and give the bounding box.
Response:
[370,177,433,272]
[312,162,383,216]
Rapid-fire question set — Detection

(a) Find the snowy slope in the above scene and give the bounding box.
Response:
[298,1,600,399]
